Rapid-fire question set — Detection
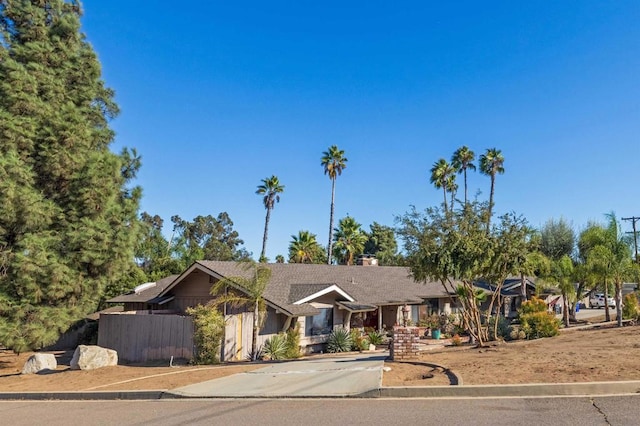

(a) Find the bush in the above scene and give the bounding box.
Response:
[326,328,352,353]
[366,330,385,346]
[518,297,560,340]
[285,323,302,359]
[622,294,640,320]
[450,334,462,346]
[350,329,370,351]
[262,334,288,360]
[186,305,225,364]
[488,315,512,341]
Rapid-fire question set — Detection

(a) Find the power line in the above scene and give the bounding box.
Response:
[622,216,640,263]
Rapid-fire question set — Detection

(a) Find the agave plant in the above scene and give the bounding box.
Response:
[262,334,287,360]
[326,328,353,353]
[366,330,385,346]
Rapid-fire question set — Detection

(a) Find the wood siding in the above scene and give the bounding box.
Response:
[98,313,194,363]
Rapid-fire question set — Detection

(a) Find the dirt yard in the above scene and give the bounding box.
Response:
[1,324,639,391]
[383,324,640,386]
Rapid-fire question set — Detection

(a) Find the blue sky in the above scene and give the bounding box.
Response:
[81,1,640,260]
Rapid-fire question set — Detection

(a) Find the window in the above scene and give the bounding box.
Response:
[305,308,333,336]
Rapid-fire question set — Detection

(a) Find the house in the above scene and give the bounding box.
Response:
[473,276,537,318]
[103,260,453,361]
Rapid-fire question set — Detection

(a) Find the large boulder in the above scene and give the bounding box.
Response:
[70,345,118,370]
[22,353,57,375]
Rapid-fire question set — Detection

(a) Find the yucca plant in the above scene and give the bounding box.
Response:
[326,328,352,353]
[262,334,288,360]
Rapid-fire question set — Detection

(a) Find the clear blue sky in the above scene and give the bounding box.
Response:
[81,1,640,260]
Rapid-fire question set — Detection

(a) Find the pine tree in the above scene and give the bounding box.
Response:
[0,1,141,352]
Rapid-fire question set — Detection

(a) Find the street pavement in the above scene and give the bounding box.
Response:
[171,353,385,398]
[3,396,640,425]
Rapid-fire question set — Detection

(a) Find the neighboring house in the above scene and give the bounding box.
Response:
[104,260,452,361]
[474,277,537,318]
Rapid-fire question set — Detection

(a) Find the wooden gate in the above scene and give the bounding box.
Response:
[223,312,254,361]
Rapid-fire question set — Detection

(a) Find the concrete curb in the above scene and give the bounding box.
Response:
[2,380,640,400]
[361,380,640,398]
[0,390,171,400]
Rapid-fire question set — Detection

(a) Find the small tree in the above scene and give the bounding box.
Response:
[209,260,271,361]
[398,202,531,346]
[186,304,225,364]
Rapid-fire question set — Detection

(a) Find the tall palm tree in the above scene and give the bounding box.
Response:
[256,175,284,262]
[479,148,505,227]
[333,216,367,265]
[210,260,271,361]
[289,230,325,264]
[446,174,458,212]
[429,158,456,213]
[451,146,476,204]
[321,145,348,264]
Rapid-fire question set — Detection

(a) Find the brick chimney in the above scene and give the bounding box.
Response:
[356,254,378,266]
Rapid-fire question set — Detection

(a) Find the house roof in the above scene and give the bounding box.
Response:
[189,261,449,315]
[110,262,450,317]
[107,275,178,304]
[474,277,536,297]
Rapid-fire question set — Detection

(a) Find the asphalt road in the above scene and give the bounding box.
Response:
[2,395,639,425]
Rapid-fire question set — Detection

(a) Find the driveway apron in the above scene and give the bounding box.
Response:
[171,354,385,397]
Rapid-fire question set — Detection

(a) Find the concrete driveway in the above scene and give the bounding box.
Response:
[171,353,385,398]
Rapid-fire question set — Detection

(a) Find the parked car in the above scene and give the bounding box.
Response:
[589,293,615,308]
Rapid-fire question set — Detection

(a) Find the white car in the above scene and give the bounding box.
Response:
[589,293,615,308]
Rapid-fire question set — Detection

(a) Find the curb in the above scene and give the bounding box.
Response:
[0,390,173,400]
[2,381,640,400]
[361,381,640,398]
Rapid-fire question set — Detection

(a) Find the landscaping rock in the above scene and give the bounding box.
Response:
[22,353,57,374]
[70,345,118,370]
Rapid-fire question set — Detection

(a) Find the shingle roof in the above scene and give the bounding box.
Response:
[107,275,178,304]
[194,261,448,315]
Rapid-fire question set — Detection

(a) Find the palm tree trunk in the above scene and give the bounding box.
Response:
[463,168,468,204]
[442,186,448,213]
[604,278,611,322]
[487,175,495,228]
[450,188,455,212]
[562,292,570,328]
[327,178,336,264]
[260,207,271,261]
[520,273,527,302]
[252,301,259,361]
[615,282,623,327]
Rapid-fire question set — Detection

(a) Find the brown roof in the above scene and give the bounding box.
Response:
[190,261,448,315]
[107,275,178,304]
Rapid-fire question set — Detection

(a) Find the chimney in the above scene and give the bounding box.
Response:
[356,254,378,266]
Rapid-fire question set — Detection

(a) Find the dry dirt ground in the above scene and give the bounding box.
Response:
[1,324,639,392]
[383,324,640,386]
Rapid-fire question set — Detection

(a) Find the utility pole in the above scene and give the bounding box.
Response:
[622,216,640,263]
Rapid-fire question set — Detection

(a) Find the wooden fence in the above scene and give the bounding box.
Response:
[98,312,194,363]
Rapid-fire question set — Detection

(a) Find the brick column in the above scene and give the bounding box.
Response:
[390,326,420,361]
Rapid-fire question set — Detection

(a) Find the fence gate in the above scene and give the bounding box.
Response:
[223,312,254,361]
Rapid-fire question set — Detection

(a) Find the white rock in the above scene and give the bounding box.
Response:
[70,345,118,370]
[383,366,392,372]
[22,353,57,375]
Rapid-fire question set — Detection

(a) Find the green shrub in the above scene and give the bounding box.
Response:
[326,328,352,353]
[520,312,560,339]
[284,323,302,359]
[518,297,560,340]
[186,305,225,364]
[622,294,640,320]
[488,315,512,340]
[366,330,385,346]
[519,297,548,315]
[262,334,288,360]
[349,329,370,351]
